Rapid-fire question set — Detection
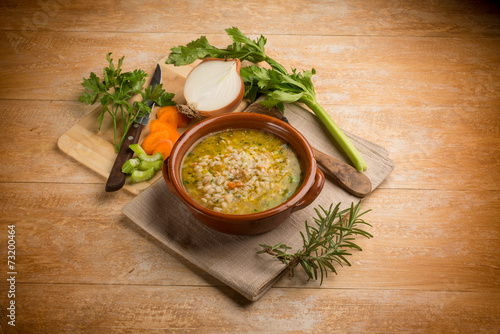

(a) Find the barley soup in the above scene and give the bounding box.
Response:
[181,129,303,214]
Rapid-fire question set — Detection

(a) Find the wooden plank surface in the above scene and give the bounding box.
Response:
[1,32,499,107]
[2,284,498,333]
[1,183,498,291]
[2,100,497,190]
[1,0,499,37]
[0,0,499,332]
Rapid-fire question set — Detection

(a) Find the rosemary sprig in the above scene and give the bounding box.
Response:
[258,201,372,285]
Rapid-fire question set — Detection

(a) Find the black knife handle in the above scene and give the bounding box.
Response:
[105,123,144,192]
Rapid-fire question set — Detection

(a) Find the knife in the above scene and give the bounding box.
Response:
[105,63,162,192]
[244,102,372,198]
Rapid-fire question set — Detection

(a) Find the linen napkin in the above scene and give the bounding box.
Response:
[123,103,395,301]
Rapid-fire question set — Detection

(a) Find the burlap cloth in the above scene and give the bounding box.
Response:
[123,103,395,301]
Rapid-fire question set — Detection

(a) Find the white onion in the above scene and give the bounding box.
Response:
[183,58,244,117]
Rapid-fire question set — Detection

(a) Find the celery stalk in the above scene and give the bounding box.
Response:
[301,97,367,172]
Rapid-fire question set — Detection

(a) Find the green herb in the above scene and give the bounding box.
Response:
[79,53,176,153]
[166,27,367,171]
[258,201,372,285]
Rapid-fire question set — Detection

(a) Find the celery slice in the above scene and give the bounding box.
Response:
[137,152,163,162]
[121,158,140,174]
[138,159,163,172]
[129,144,147,156]
[130,167,155,183]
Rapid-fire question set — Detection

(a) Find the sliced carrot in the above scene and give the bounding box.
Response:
[149,119,176,133]
[157,110,178,126]
[142,128,180,155]
[157,105,190,128]
[142,130,172,155]
[165,128,180,143]
[156,106,178,119]
[152,139,174,159]
[177,112,189,128]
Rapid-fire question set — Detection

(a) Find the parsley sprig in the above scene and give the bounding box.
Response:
[258,201,372,285]
[166,27,367,171]
[79,53,175,152]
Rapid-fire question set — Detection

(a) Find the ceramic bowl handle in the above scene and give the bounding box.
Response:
[162,158,179,195]
[292,168,325,213]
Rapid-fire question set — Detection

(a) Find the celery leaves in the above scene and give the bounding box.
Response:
[166,28,368,171]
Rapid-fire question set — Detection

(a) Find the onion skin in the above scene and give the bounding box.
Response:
[184,58,245,117]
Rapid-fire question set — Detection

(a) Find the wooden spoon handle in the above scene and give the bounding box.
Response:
[312,147,372,197]
[243,100,372,197]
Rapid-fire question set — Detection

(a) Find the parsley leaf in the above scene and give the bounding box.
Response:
[79,53,175,153]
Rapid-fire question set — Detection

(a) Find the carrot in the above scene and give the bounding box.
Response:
[177,112,189,128]
[149,119,176,133]
[157,106,179,126]
[157,111,177,126]
[227,181,244,189]
[142,106,183,156]
[141,130,177,155]
[166,128,180,142]
[157,105,190,128]
[152,139,174,159]
[156,106,178,119]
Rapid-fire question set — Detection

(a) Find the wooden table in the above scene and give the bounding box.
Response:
[1,1,499,332]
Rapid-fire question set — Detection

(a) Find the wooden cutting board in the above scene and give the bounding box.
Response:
[57,56,249,195]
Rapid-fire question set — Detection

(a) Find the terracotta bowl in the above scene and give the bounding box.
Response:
[162,112,325,235]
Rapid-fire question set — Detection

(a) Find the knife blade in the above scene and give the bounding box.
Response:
[105,63,162,192]
[244,102,372,198]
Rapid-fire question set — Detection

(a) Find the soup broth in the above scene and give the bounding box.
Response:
[181,129,303,214]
